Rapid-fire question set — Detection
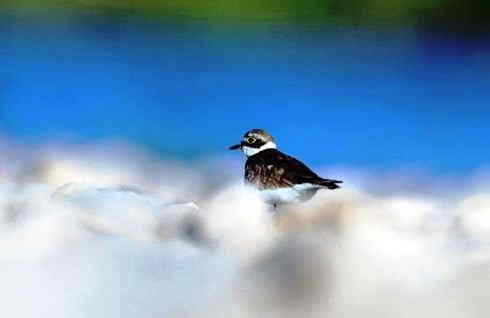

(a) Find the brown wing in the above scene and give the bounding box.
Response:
[245,149,339,190]
[245,160,295,190]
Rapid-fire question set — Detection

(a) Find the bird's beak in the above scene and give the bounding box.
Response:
[229,143,242,150]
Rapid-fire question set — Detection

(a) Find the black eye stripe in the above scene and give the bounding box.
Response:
[243,138,266,148]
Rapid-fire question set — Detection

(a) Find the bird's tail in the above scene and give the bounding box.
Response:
[317,178,342,190]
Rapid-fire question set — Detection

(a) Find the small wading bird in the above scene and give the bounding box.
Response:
[229,129,342,208]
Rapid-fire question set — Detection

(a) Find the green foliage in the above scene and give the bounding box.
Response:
[1,0,489,32]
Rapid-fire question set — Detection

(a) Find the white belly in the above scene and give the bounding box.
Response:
[259,183,320,205]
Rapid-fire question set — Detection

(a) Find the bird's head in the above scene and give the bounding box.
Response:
[229,129,277,157]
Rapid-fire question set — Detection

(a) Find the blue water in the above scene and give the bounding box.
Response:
[1,15,489,174]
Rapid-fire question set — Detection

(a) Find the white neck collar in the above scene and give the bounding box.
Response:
[242,141,277,157]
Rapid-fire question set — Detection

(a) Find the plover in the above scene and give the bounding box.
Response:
[229,129,342,206]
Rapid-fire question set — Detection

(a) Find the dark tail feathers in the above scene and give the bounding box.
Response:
[317,178,342,190]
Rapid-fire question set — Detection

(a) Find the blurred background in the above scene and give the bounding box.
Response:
[1,0,489,174]
[1,2,490,318]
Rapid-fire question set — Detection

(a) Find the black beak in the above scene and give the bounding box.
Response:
[229,143,242,150]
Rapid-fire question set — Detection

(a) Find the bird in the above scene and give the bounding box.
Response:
[229,129,342,207]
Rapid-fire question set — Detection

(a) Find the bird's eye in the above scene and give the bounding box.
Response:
[246,137,256,144]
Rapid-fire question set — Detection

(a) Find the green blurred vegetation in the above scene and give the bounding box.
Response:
[2,0,489,34]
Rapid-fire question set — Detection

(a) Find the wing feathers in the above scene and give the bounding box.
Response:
[245,149,342,190]
[315,178,342,189]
